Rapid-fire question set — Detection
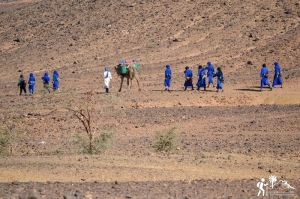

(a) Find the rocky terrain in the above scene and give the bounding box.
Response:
[0,0,299,198]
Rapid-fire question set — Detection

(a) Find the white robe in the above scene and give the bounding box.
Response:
[103,71,112,88]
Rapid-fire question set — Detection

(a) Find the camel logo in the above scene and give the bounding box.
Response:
[257,175,296,197]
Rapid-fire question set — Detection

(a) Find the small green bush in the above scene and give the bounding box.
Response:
[73,131,115,154]
[153,127,176,152]
[93,130,115,152]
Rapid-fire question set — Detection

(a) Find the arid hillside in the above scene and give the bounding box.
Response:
[1,0,300,86]
[0,0,299,198]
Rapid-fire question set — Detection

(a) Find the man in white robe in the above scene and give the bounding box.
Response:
[103,67,112,93]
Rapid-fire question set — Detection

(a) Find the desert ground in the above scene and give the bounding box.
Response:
[0,0,299,198]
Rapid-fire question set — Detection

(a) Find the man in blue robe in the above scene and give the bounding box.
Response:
[164,64,172,91]
[52,70,60,91]
[184,66,194,90]
[205,62,215,87]
[42,72,51,93]
[196,65,206,91]
[28,73,36,95]
[272,62,283,88]
[213,67,224,92]
[260,64,272,91]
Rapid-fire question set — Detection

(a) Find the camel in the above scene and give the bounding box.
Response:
[115,63,141,92]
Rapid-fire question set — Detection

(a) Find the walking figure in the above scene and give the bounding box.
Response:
[28,73,36,95]
[272,62,283,88]
[205,62,215,87]
[164,64,172,91]
[17,74,27,95]
[52,70,60,91]
[103,67,112,93]
[184,66,194,90]
[213,67,224,92]
[257,178,268,196]
[42,72,51,93]
[196,65,206,91]
[260,64,272,91]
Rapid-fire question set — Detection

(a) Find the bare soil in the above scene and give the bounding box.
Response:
[0,0,299,198]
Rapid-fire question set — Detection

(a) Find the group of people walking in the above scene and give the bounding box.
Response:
[18,62,283,95]
[260,62,283,91]
[164,62,225,92]
[17,70,60,95]
[164,61,283,92]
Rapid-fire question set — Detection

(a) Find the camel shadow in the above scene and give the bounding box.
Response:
[95,91,115,94]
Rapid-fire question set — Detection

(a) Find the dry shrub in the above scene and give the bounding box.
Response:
[153,127,177,152]
[69,90,115,154]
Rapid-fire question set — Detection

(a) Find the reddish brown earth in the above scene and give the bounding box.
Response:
[0,0,299,198]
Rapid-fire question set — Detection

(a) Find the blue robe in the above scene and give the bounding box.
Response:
[164,65,172,88]
[53,70,60,90]
[213,71,223,90]
[205,62,215,84]
[196,68,206,89]
[184,69,194,88]
[42,72,50,83]
[260,67,271,88]
[272,62,283,87]
[28,73,36,94]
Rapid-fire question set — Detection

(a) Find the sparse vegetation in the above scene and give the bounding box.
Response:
[69,90,96,154]
[52,146,64,155]
[73,131,115,154]
[0,122,23,155]
[93,130,115,152]
[153,127,177,152]
[69,90,115,154]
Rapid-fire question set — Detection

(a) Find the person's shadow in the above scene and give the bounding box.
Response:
[235,86,261,92]
[151,89,216,92]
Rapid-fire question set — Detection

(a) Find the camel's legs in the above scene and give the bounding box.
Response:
[135,77,141,91]
[119,76,124,92]
[127,78,130,87]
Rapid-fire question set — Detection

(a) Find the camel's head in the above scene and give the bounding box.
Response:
[127,63,136,72]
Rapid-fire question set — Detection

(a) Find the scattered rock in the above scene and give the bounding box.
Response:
[11,181,19,185]
[19,189,41,199]
[13,37,21,42]
[63,194,77,199]
[83,192,93,199]
[258,166,264,169]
